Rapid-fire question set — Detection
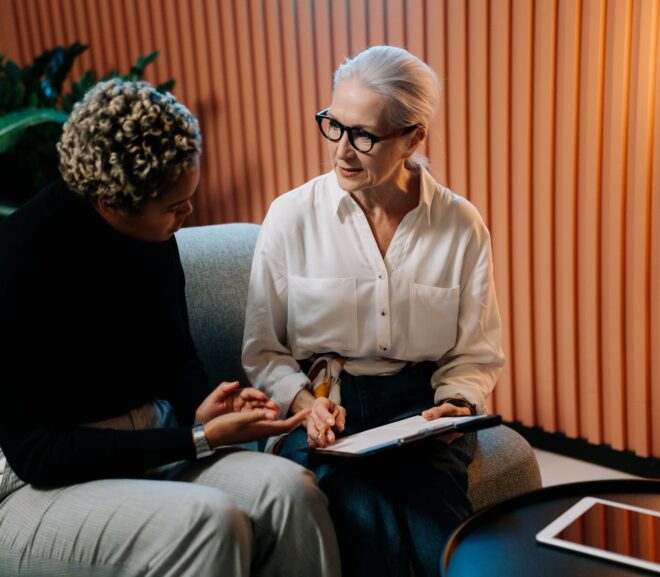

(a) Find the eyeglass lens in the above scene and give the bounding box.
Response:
[317,116,374,152]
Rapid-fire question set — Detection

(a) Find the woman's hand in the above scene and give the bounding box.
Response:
[195,381,280,424]
[421,401,472,444]
[306,396,346,449]
[203,408,310,448]
[421,402,472,420]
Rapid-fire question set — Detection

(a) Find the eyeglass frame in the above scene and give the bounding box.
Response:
[314,108,420,153]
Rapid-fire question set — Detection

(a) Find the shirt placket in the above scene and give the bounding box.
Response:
[348,203,394,355]
[375,265,391,353]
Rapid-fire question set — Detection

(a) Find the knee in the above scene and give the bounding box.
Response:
[194,491,249,533]
[149,490,251,576]
[171,488,252,550]
[259,457,329,514]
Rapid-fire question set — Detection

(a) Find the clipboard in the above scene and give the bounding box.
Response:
[312,413,501,457]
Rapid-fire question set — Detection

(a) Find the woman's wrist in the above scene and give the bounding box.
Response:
[289,387,315,415]
[439,398,477,415]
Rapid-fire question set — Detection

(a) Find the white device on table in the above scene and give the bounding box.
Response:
[536,496,660,573]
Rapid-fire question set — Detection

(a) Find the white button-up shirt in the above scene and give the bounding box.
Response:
[242,168,504,415]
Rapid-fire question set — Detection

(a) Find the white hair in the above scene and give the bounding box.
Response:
[333,45,439,170]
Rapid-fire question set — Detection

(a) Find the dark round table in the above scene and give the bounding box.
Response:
[441,479,660,577]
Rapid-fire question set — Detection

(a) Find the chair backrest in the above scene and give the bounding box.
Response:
[175,223,260,387]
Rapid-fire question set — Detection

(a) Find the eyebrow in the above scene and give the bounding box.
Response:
[326,110,375,133]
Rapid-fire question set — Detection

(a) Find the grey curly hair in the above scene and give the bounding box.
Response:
[333,45,439,171]
[57,78,201,212]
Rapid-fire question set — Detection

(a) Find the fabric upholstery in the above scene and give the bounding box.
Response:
[175,223,542,510]
[176,223,259,387]
[467,426,543,510]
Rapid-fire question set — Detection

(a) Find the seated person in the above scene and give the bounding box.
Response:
[242,46,504,577]
[0,79,340,577]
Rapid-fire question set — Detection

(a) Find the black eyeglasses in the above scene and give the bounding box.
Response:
[315,108,419,153]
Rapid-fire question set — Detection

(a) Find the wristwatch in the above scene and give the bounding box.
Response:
[192,423,214,459]
[439,398,477,415]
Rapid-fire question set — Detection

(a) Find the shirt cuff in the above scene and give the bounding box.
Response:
[272,371,311,416]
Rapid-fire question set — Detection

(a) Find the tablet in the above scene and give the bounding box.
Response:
[536,496,660,573]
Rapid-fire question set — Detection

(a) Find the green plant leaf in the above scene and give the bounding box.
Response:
[157,80,175,93]
[130,51,159,78]
[0,108,68,153]
[4,60,21,83]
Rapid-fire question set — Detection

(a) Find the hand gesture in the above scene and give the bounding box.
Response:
[305,396,346,449]
[204,408,311,448]
[195,381,279,424]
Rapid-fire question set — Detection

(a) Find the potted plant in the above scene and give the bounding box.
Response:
[0,43,173,217]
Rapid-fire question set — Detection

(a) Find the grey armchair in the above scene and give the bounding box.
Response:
[176,223,542,512]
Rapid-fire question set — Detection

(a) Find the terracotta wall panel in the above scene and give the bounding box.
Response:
[0,0,658,459]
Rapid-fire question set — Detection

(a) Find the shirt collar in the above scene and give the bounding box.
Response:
[328,171,352,219]
[329,166,436,224]
[418,167,435,226]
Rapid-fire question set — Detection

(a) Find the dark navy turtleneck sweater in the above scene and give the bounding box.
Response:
[0,180,209,485]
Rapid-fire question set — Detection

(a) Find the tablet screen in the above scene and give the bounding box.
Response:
[536,497,660,573]
[556,501,660,562]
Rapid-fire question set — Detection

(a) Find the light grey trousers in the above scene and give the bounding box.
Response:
[0,405,341,577]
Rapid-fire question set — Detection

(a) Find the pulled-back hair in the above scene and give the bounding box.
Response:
[57,79,201,212]
[333,45,439,170]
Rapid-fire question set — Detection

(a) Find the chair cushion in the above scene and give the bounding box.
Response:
[467,425,542,510]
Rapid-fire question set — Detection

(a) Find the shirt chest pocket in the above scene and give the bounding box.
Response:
[409,283,459,359]
[288,275,358,353]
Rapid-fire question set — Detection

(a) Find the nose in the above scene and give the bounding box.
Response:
[335,130,355,157]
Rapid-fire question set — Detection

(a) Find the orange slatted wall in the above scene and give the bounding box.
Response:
[1,0,658,459]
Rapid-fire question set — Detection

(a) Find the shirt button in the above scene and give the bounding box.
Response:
[381,345,388,351]
[378,274,383,280]
[380,311,386,316]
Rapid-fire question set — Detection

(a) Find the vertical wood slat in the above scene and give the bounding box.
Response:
[652,1,660,460]
[1,0,659,460]
[188,0,212,223]
[386,0,406,47]
[601,0,631,452]
[405,0,425,62]
[489,0,514,420]
[349,0,368,55]
[554,0,580,439]
[425,0,448,185]
[234,0,261,222]
[467,0,490,223]
[297,0,323,184]
[532,0,558,432]
[510,0,536,427]
[445,0,469,200]
[625,0,657,457]
[10,0,31,65]
[203,0,232,223]
[0,0,20,67]
[281,0,306,195]
[576,0,606,445]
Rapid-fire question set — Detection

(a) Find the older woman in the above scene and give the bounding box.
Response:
[242,46,504,577]
[0,79,340,577]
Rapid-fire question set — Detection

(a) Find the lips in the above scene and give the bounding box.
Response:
[338,166,362,177]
